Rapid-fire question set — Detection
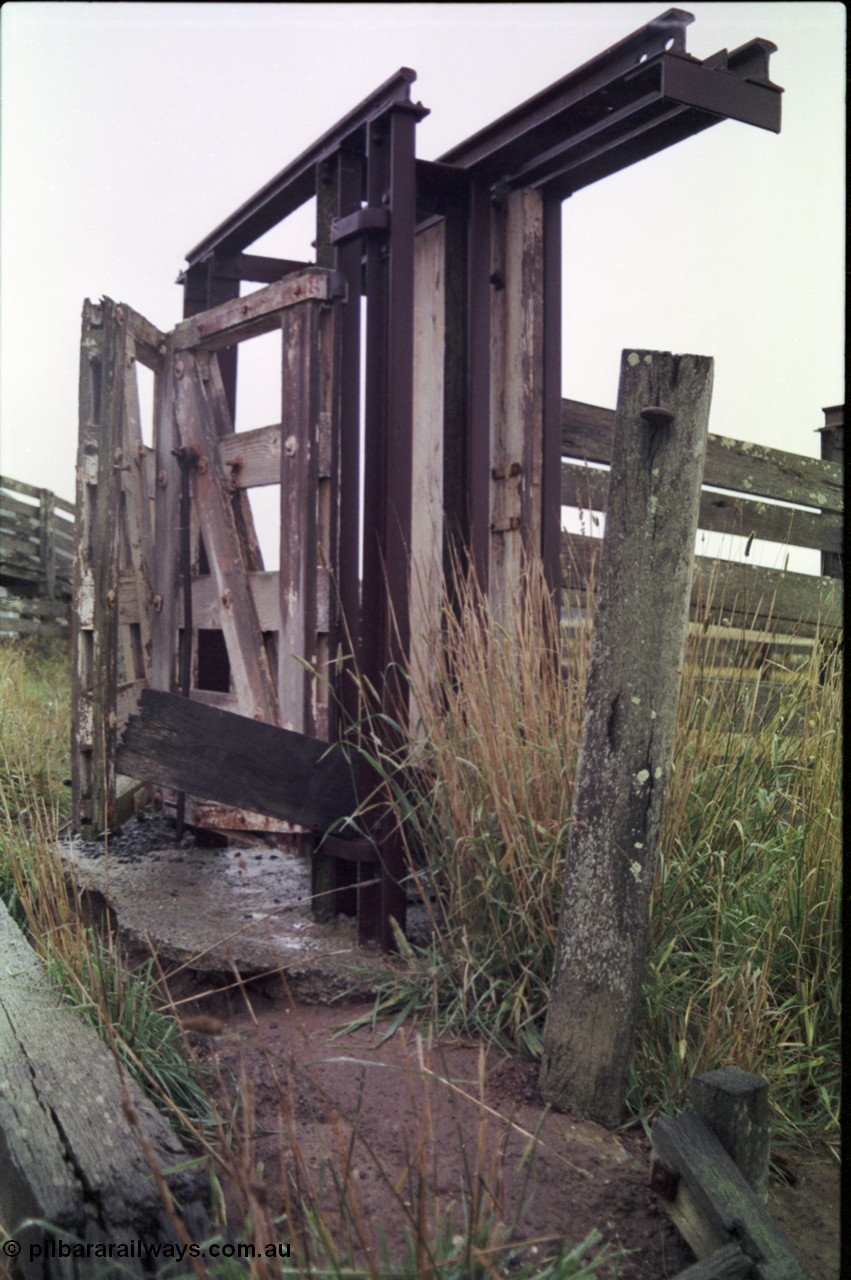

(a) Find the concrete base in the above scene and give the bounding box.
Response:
[58,838,395,1002]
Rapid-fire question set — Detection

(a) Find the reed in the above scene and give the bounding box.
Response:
[350,560,841,1146]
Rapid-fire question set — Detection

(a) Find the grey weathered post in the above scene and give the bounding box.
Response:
[539,349,713,1126]
[691,1066,771,1203]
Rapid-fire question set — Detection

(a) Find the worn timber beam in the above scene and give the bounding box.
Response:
[651,1110,811,1279]
[117,688,359,833]
[173,269,344,353]
[0,901,211,1277]
[540,350,713,1126]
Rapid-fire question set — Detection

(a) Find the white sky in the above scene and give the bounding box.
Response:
[0,2,845,573]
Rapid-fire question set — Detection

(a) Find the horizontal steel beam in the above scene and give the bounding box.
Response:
[184,68,423,266]
[439,9,781,193]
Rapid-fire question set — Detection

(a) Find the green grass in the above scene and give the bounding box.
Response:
[0,638,214,1141]
[0,636,618,1280]
[342,562,842,1148]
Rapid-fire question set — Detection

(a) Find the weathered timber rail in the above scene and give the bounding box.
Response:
[0,475,75,638]
[652,1067,813,1279]
[562,399,843,642]
[0,900,212,1277]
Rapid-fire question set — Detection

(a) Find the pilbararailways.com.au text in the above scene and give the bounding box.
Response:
[18,1239,292,1264]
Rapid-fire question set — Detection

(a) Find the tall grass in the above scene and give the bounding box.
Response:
[355,562,841,1146]
[0,638,213,1138]
[0,638,617,1278]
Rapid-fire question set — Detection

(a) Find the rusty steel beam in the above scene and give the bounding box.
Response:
[439,9,781,195]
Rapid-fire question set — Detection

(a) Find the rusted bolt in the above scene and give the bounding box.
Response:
[158,342,167,357]
[126,353,135,367]
[106,589,116,609]
[174,360,185,379]
[196,455,208,474]
[489,270,505,291]
[158,469,168,487]
[284,435,298,458]
[221,590,233,609]
[639,405,675,428]
[136,442,147,458]
[153,594,163,613]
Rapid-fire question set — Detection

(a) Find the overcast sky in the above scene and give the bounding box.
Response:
[1,2,844,573]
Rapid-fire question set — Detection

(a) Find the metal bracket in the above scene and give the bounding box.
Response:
[330,206,391,247]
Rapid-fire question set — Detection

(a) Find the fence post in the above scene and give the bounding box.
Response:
[539,349,713,1126]
[818,405,843,580]
[38,488,56,600]
[691,1066,771,1203]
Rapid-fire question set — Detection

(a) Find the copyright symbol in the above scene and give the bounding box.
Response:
[3,1240,21,1257]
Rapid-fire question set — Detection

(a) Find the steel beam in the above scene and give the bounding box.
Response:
[185,69,422,265]
[439,10,780,194]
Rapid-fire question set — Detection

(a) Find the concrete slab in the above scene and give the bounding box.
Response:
[58,833,398,1002]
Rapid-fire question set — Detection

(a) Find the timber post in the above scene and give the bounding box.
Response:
[539,349,714,1126]
[690,1067,771,1204]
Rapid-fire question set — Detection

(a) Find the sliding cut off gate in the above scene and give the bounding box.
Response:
[72,8,784,948]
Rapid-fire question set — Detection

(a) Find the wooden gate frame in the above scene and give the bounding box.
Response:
[74,9,786,947]
[72,271,342,838]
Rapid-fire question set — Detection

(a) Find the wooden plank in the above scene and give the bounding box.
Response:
[217,422,282,488]
[188,569,280,631]
[279,299,320,735]
[562,532,842,637]
[561,461,843,555]
[71,298,123,837]
[116,688,358,832]
[150,336,181,693]
[540,350,714,1127]
[174,351,280,724]
[119,301,167,366]
[671,1244,753,1280]
[173,268,342,352]
[489,187,544,626]
[692,1068,771,1203]
[278,296,338,740]
[0,900,210,1277]
[410,218,446,730]
[118,349,155,683]
[562,399,844,514]
[652,1111,812,1279]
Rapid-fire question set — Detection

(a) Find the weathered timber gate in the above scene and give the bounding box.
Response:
[73,8,784,946]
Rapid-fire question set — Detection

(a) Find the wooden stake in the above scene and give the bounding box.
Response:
[539,349,713,1126]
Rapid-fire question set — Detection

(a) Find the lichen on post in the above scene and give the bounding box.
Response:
[539,348,714,1127]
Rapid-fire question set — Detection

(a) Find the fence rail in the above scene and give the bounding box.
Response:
[561,400,843,645]
[0,476,75,638]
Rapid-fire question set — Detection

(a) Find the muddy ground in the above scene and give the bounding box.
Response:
[63,823,841,1278]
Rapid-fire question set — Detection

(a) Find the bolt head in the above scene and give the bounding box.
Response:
[640,406,676,428]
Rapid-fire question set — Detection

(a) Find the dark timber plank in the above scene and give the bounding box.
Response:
[117,688,358,832]
[652,1111,812,1280]
[0,901,210,1276]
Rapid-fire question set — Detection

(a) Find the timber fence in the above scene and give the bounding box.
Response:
[0,476,75,639]
[561,401,843,675]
